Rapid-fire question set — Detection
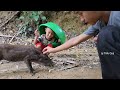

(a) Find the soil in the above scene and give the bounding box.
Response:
[0,11,102,79]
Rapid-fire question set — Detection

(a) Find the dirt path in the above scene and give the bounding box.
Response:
[0,66,101,79]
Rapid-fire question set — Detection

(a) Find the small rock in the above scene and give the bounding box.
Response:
[89,54,92,56]
[0,60,9,64]
[49,69,52,73]
[16,65,19,70]
[9,77,14,79]
[49,69,54,73]
[0,61,3,64]
[89,66,92,69]
[9,30,13,33]
[16,76,22,79]
[84,50,88,52]
[3,27,6,30]
[37,76,39,78]
[93,62,99,65]
[25,43,28,45]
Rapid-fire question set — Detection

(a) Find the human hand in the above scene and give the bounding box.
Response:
[93,35,98,43]
[42,46,54,54]
[34,29,39,36]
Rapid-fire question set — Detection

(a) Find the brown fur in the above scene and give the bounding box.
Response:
[0,44,54,75]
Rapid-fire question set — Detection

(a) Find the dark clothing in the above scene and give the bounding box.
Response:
[83,11,120,79]
[96,25,120,79]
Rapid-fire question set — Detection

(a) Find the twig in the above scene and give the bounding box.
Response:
[58,64,80,71]
[8,32,20,44]
[65,60,77,64]
[0,11,20,29]
[0,35,13,38]
[8,24,25,43]
[0,34,23,41]
[53,59,78,64]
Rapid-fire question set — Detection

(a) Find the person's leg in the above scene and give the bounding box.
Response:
[96,25,120,79]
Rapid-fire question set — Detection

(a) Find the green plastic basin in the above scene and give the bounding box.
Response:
[38,22,66,44]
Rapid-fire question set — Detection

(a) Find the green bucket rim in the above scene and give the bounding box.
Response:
[38,22,66,44]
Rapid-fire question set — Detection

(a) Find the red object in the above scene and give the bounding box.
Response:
[35,42,53,51]
[47,44,53,48]
[35,42,46,50]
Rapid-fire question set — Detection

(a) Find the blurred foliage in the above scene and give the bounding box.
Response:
[16,11,47,38]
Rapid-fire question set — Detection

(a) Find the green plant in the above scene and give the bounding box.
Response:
[17,11,47,38]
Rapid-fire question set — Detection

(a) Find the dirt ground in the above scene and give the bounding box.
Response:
[0,48,102,79]
[0,11,102,79]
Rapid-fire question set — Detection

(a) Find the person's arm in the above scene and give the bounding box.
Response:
[33,29,40,44]
[33,36,39,44]
[42,33,93,54]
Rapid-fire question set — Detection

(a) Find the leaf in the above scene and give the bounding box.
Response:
[18,30,23,34]
[33,15,39,21]
[36,22,39,25]
[25,32,28,37]
[41,16,46,21]
[25,22,29,26]
[22,33,25,37]
[17,11,47,38]
[32,11,37,16]
[19,16,24,20]
[28,27,33,31]
[38,11,43,14]
[19,25,27,33]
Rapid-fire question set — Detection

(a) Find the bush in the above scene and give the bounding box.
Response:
[17,11,47,38]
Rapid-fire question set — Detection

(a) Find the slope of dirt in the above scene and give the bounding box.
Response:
[0,11,102,79]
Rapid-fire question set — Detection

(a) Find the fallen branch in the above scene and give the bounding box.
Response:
[0,35,14,38]
[0,34,23,41]
[9,33,19,44]
[58,64,80,71]
[53,59,78,64]
[65,60,77,64]
[0,11,20,29]
[8,24,24,43]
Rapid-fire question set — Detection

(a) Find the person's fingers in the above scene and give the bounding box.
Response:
[34,30,38,34]
[34,29,37,32]
[42,47,47,52]
[43,51,48,54]
[93,36,98,42]
[46,52,49,55]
